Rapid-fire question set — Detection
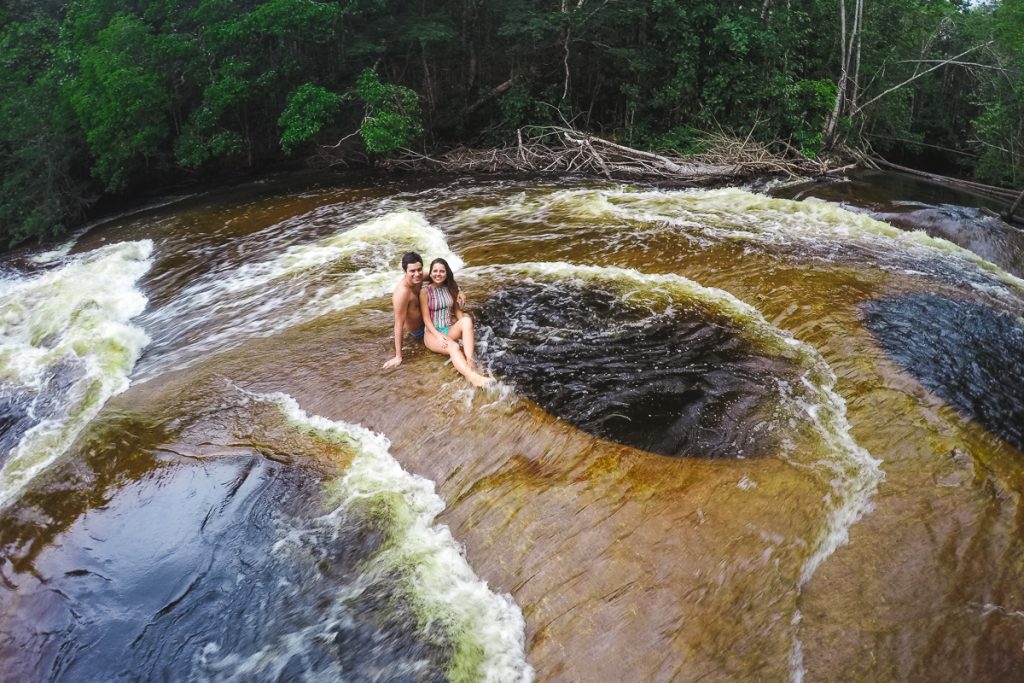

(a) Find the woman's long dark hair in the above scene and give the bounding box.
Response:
[429,258,460,301]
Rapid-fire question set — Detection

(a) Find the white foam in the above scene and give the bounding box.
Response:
[0,240,153,508]
[224,210,463,292]
[464,261,788,336]
[27,239,78,265]
[201,391,533,682]
[789,609,806,683]
[453,187,1024,300]
[135,210,463,380]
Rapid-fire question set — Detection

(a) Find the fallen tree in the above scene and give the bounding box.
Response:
[376,126,847,184]
[869,156,1024,225]
[322,124,1024,225]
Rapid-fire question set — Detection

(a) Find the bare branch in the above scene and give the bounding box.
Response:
[321,130,360,149]
[1006,187,1024,220]
[380,125,838,181]
[854,42,994,115]
[866,133,980,158]
[895,59,1008,72]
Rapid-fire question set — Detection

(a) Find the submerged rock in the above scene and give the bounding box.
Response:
[863,293,1024,452]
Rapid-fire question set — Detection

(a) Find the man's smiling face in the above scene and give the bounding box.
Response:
[404,261,423,286]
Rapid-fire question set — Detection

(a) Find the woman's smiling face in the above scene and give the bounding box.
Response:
[430,262,448,284]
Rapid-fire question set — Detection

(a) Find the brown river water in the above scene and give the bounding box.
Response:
[1,171,1023,681]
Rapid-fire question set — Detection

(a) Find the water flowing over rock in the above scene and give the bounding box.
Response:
[2,173,1023,681]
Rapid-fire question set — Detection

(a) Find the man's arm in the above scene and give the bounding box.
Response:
[382,288,408,369]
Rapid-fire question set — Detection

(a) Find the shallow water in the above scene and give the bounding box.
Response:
[2,171,1023,681]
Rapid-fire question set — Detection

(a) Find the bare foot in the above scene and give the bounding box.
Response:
[468,371,493,388]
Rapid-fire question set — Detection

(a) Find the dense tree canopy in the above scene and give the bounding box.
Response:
[1,0,1021,247]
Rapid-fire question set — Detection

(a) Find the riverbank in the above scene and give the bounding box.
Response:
[0,134,826,258]
[9,132,1019,264]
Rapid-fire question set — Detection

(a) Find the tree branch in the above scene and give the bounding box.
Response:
[854,41,994,115]
[895,59,1008,72]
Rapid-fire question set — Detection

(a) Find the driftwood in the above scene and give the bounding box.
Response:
[380,126,832,183]
[871,156,1024,224]
[318,123,1022,226]
[465,78,515,116]
[1008,187,1024,220]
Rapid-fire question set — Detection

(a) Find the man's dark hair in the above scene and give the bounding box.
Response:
[401,251,423,271]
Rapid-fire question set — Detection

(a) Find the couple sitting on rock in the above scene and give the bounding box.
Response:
[382,251,491,387]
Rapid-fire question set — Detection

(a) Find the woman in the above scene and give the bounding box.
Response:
[420,258,490,387]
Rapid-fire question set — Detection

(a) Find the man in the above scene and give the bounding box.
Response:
[383,251,463,369]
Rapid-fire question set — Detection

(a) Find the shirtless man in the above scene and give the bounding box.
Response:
[383,251,463,369]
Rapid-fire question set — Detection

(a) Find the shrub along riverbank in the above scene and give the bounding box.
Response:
[2,0,1022,249]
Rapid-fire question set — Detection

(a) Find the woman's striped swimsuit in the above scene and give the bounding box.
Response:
[426,285,455,334]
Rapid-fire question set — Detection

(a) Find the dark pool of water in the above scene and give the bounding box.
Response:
[477,283,801,459]
[0,436,453,682]
[863,293,1024,451]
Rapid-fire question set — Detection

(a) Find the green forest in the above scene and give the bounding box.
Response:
[1,0,1022,247]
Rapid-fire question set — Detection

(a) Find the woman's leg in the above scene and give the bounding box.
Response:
[424,329,489,387]
[446,315,477,361]
[448,344,489,387]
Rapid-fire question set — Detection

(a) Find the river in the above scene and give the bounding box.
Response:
[1,170,1022,681]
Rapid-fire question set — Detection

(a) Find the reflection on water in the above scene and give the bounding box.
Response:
[2,171,1024,681]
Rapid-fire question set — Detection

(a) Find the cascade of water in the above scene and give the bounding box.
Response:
[133,210,463,381]
[197,391,533,683]
[0,240,153,508]
[3,178,1024,681]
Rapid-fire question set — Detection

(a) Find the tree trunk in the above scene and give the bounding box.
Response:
[850,0,863,111]
[1005,187,1024,222]
[463,0,479,93]
[822,0,850,149]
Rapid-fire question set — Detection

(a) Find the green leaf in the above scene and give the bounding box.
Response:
[354,68,422,154]
[278,82,342,153]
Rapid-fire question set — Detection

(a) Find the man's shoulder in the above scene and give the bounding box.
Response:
[392,280,419,302]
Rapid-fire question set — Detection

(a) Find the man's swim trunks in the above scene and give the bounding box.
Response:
[411,327,425,341]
